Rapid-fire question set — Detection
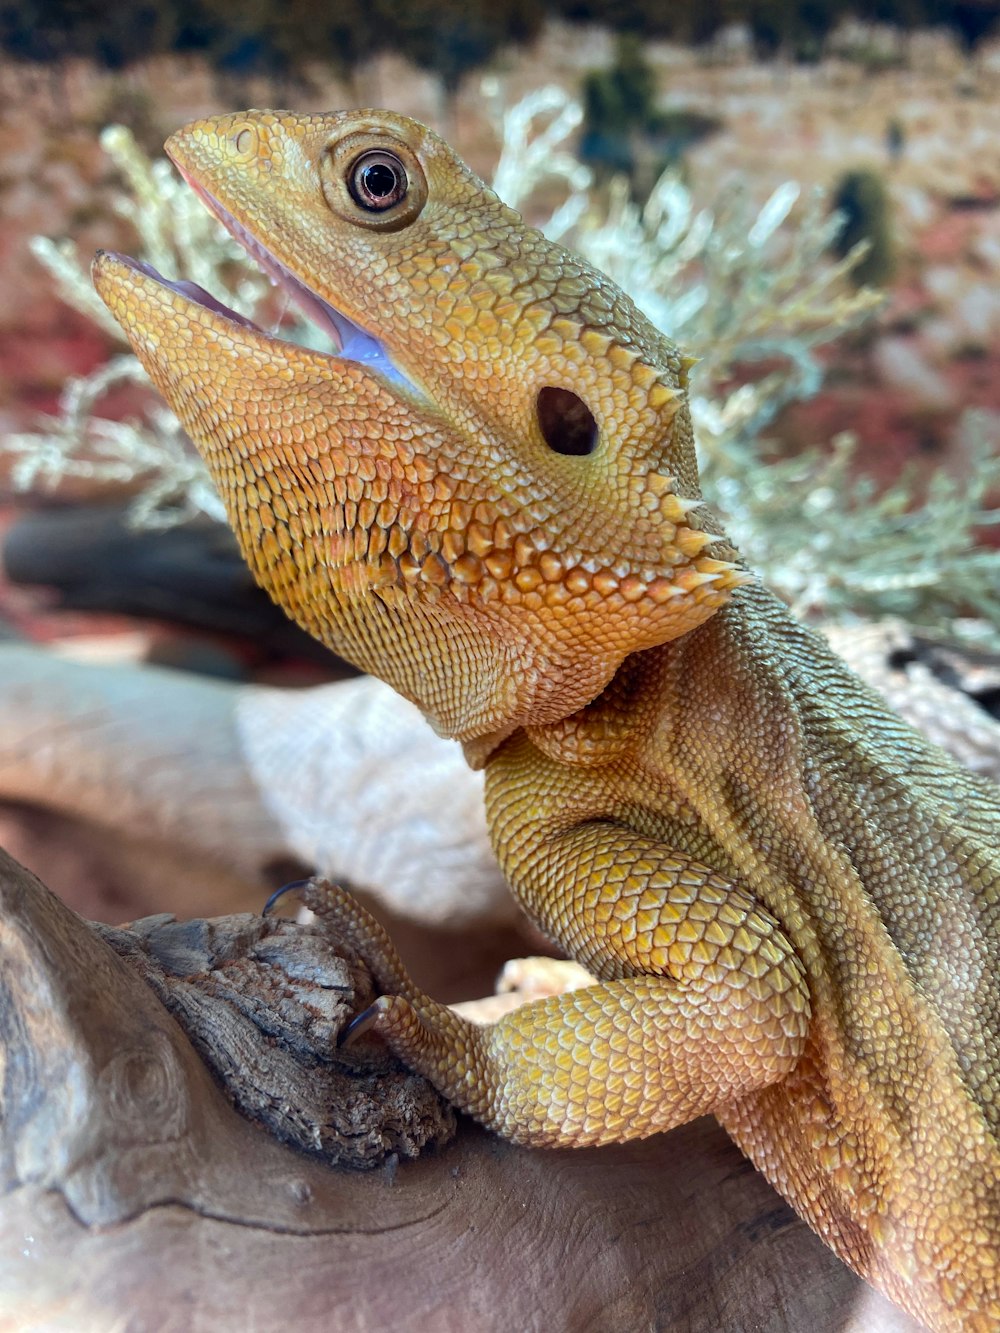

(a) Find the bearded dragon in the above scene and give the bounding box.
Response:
[92,110,999,1332]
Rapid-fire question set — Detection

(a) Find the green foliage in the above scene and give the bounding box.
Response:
[715,426,1000,640]
[831,167,896,289]
[581,36,721,201]
[377,0,543,98]
[0,0,543,94]
[580,36,655,181]
[0,0,179,67]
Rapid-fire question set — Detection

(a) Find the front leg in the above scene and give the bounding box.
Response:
[304,822,809,1149]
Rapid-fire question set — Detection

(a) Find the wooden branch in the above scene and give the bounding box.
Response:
[0,849,453,1217]
[3,502,336,661]
[93,909,456,1170]
[0,848,923,1331]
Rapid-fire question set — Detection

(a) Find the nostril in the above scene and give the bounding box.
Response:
[536,387,598,457]
[233,126,256,156]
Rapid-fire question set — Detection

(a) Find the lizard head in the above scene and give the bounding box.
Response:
[93,109,746,750]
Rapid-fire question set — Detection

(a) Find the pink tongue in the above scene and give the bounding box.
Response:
[125,245,412,390]
[172,279,259,329]
[131,258,259,330]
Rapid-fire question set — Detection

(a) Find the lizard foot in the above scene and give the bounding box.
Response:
[280,882,489,1087]
[289,877,420,999]
[263,878,452,1063]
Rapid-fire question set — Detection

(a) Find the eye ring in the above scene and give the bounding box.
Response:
[349,150,408,212]
[321,131,427,232]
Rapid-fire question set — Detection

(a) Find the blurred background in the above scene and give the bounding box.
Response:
[0,0,998,931]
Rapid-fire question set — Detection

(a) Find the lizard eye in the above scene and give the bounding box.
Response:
[537,387,599,457]
[349,151,408,211]
[321,133,427,231]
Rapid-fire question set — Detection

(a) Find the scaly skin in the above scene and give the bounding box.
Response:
[93,110,999,1331]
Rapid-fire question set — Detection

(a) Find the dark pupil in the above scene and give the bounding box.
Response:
[362,163,398,201]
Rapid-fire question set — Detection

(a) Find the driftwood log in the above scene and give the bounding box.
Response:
[0,849,926,1332]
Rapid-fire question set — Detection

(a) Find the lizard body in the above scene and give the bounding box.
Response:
[93,110,999,1331]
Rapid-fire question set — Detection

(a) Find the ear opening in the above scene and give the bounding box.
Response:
[536,387,598,457]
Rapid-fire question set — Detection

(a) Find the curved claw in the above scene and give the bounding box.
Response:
[262,878,313,917]
[339,997,388,1047]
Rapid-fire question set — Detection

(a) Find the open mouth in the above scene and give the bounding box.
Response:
[118,172,416,394]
